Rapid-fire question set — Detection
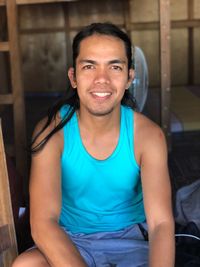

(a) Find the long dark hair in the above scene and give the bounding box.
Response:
[31,22,136,153]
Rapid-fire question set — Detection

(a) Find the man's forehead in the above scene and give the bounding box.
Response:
[77,35,127,59]
[79,34,124,48]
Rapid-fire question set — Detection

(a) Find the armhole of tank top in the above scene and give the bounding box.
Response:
[59,106,67,161]
[132,111,140,170]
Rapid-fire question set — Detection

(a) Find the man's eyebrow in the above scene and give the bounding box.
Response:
[79,59,126,64]
[79,59,97,64]
[108,59,126,64]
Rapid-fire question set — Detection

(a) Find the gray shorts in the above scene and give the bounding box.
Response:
[64,223,149,267]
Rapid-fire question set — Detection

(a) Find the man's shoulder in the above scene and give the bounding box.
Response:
[134,112,166,148]
[32,111,63,150]
[33,112,61,137]
[134,112,161,132]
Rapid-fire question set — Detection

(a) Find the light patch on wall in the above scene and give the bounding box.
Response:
[194,0,200,19]
[130,0,159,23]
[171,0,188,20]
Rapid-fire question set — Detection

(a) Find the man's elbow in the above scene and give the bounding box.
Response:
[30,216,58,244]
[149,218,175,238]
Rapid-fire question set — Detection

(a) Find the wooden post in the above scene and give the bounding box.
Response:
[159,0,171,148]
[6,0,27,178]
[188,0,194,85]
[0,121,18,267]
[123,0,131,37]
[62,2,73,70]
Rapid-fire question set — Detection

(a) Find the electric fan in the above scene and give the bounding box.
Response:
[129,46,149,112]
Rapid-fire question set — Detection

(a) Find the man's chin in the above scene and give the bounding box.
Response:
[87,107,114,117]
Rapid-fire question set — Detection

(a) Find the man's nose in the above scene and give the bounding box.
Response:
[94,68,110,84]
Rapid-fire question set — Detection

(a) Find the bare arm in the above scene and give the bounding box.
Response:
[136,114,175,267]
[29,119,87,267]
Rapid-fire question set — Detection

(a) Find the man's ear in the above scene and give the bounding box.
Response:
[68,67,77,88]
[126,69,135,90]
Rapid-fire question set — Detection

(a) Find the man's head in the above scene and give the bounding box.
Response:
[72,22,133,71]
[67,23,136,114]
[67,23,135,116]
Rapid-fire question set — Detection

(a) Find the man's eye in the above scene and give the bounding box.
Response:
[83,65,94,70]
[111,65,122,71]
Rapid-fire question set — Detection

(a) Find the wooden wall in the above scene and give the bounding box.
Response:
[18,0,126,92]
[1,0,200,93]
[0,7,9,94]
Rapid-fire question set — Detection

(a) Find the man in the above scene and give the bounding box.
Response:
[12,22,175,267]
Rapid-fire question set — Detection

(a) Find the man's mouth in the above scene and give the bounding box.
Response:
[91,92,112,98]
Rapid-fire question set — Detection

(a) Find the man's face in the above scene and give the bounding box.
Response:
[68,34,134,117]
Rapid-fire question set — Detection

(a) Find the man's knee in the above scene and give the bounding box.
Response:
[12,249,50,267]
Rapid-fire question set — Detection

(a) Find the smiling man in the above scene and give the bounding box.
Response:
[12,23,175,267]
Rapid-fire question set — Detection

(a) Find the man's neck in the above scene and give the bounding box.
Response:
[77,106,121,137]
[76,106,121,160]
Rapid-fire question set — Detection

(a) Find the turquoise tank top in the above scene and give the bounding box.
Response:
[59,105,145,234]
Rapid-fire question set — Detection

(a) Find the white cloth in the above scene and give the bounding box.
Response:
[175,179,200,229]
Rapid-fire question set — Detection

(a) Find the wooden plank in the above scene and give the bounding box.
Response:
[0,225,10,253]
[131,20,200,30]
[20,27,65,35]
[0,121,18,266]
[6,0,27,177]
[0,0,5,6]
[188,0,194,85]
[123,0,131,36]
[62,3,73,68]
[18,20,200,35]
[0,94,13,104]
[159,0,171,146]
[69,0,124,28]
[0,0,78,6]
[172,19,200,28]
[0,42,9,52]
[17,0,79,4]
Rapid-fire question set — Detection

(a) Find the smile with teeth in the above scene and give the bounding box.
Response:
[91,92,112,98]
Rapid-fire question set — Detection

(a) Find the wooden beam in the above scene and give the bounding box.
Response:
[20,27,65,35]
[6,0,27,177]
[0,0,79,6]
[159,0,171,146]
[129,19,200,31]
[0,225,10,253]
[188,0,194,85]
[0,0,5,6]
[0,94,13,104]
[0,121,18,266]
[18,20,200,36]
[0,42,9,52]
[123,0,131,36]
[62,3,73,69]
[18,0,78,4]
[172,19,200,28]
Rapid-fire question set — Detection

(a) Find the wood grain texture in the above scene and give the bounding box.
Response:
[68,0,124,28]
[0,42,9,51]
[0,121,18,266]
[159,0,171,144]
[0,0,79,6]
[6,0,27,177]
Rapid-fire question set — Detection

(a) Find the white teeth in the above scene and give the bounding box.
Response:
[92,92,111,97]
